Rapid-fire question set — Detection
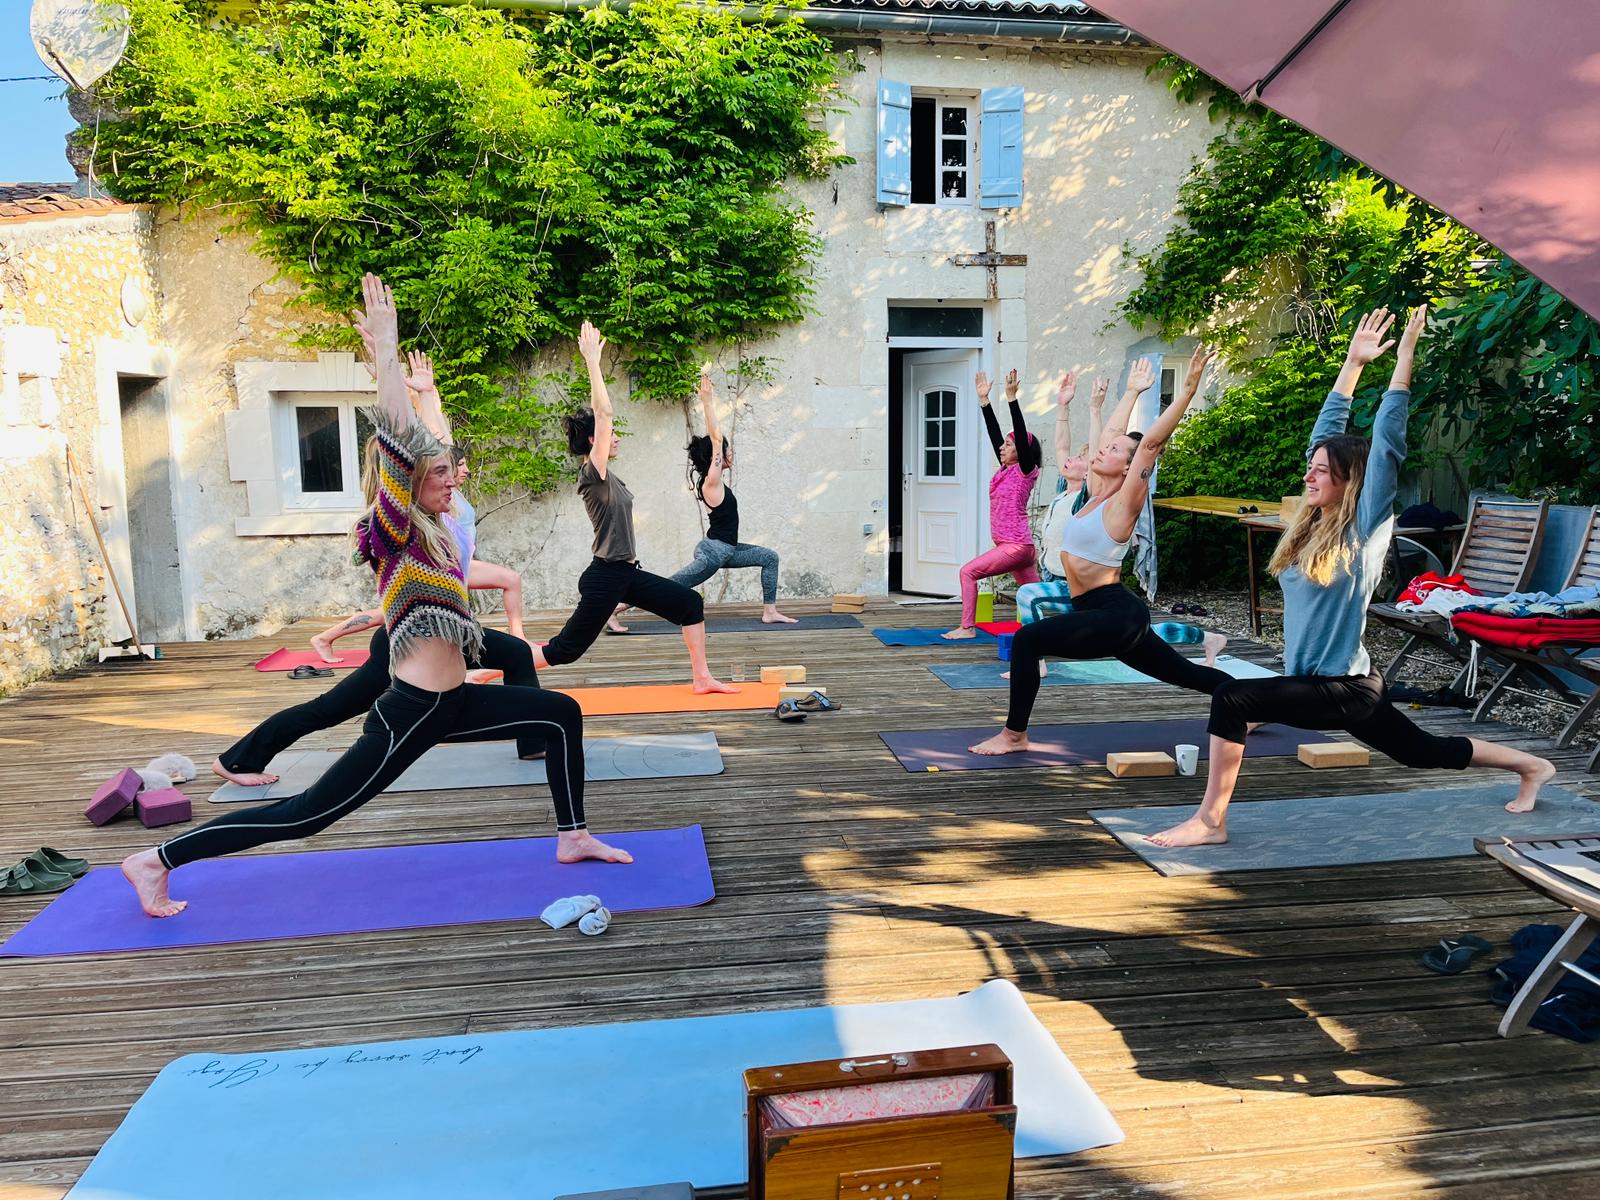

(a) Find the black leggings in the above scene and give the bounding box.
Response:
[1209,670,1474,768]
[220,627,543,769]
[1007,583,1229,732]
[543,558,705,666]
[161,680,585,869]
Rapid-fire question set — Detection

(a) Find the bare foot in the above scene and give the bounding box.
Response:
[970,728,1029,756]
[1147,813,1228,848]
[998,662,1049,681]
[557,830,634,864]
[941,627,978,640]
[762,607,799,625]
[210,756,278,788]
[120,849,187,917]
[606,616,629,634]
[519,750,548,761]
[309,634,340,665]
[693,676,741,694]
[1506,757,1556,813]
[466,668,499,684]
[1202,631,1228,667]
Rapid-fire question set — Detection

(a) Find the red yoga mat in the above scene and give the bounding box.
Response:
[254,648,371,672]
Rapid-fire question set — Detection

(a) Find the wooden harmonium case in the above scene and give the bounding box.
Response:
[744,1043,1016,1200]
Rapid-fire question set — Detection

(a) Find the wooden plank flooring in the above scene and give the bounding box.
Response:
[3,600,1599,1197]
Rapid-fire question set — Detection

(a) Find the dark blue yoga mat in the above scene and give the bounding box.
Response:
[873,627,999,647]
[616,613,861,635]
[0,826,713,957]
[930,654,1279,690]
[880,720,1328,773]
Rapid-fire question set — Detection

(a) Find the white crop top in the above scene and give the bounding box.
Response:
[1060,500,1132,568]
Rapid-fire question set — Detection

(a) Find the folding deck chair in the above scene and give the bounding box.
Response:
[1371,497,1548,688]
[1475,832,1600,1038]
[1467,507,1600,772]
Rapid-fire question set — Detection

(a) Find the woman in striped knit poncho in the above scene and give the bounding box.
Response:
[120,275,631,918]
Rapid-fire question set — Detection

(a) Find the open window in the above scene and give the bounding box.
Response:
[878,82,1024,210]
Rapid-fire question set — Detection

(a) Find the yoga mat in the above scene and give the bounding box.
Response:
[0,825,713,957]
[1093,785,1599,876]
[556,681,782,716]
[606,613,862,635]
[209,733,725,803]
[872,627,998,647]
[930,654,1279,690]
[65,979,1121,1199]
[253,647,370,672]
[880,719,1329,773]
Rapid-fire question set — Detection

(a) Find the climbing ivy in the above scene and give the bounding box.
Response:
[90,0,849,493]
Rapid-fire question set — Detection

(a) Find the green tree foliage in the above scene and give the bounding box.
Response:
[91,0,848,492]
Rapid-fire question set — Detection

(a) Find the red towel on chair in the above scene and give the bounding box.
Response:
[1451,611,1600,651]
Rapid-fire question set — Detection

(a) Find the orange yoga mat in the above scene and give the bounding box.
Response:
[555,681,784,716]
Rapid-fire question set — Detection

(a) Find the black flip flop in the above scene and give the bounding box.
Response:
[1421,934,1493,975]
[794,690,841,713]
[289,664,335,679]
[773,700,808,723]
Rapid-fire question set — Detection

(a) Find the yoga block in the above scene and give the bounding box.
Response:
[778,685,824,703]
[554,1187,693,1200]
[85,768,141,826]
[761,665,807,684]
[997,633,1014,662]
[834,593,866,606]
[832,602,866,614]
[136,787,192,828]
[1106,751,1177,778]
[1298,742,1370,768]
[832,592,867,613]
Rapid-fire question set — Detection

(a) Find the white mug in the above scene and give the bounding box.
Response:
[1174,744,1199,776]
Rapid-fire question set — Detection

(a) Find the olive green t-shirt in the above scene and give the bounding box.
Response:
[577,460,637,562]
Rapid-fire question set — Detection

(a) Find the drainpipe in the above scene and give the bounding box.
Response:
[446,1,1144,46]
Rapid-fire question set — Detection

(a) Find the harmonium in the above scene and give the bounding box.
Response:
[744,1043,1016,1200]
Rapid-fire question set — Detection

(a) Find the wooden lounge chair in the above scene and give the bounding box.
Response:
[1370,497,1548,687]
[1467,507,1600,771]
[1475,832,1600,1037]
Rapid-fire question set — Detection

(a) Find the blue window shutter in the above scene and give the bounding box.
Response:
[877,79,912,207]
[979,86,1024,209]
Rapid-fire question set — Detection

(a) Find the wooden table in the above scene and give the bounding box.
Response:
[1153,496,1286,613]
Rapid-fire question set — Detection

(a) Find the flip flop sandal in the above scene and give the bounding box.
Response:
[773,700,808,723]
[32,848,89,878]
[1422,934,1493,975]
[794,690,841,713]
[289,665,335,679]
[1171,603,1190,615]
[1188,604,1210,617]
[0,860,75,897]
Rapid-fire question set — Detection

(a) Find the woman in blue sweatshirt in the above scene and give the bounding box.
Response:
[1150,307,1555,849]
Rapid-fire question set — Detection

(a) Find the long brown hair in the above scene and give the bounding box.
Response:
[1269,435,1369,585]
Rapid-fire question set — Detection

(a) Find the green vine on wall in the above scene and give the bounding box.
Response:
[90,0,850,493]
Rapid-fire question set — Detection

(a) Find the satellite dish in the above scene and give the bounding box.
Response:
[31,0,131,90]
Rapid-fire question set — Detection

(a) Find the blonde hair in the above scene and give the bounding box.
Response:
[1269,435,1368,586]
[352,435,461,572]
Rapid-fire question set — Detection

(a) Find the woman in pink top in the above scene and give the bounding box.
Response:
[943,368,1042,639]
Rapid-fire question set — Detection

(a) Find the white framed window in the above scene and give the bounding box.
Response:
[1159,363,1185,408]
[919,386,959,479]
[276,392,376,510]
[911,95,976,206]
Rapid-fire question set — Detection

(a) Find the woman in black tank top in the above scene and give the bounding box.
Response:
[662,372,796,624]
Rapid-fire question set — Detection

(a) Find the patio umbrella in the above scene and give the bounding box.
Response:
[1091,0,1600,319]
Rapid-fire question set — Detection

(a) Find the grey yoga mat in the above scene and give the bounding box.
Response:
[607,613,861,635]
[879,720,1328,773]
[930,654,1278,690]
[1093,784,1598,876]
[210,732,724,803]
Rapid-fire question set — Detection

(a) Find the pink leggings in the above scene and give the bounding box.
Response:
[959,543,1040,627]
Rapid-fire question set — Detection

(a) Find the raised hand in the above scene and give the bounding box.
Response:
[697,369,714,405]
[1127,357,1156,394]
[354,272,398,357]
[405,350,436,395]
[1179,344,1217,400]
[1397,304,1428,355]
[974,370,992,404]
[1345,307,1397,365]
[1056,372,1077,406]
[1090,377,1110,409]
[1004,368,1020,399]
[577,320,605,365]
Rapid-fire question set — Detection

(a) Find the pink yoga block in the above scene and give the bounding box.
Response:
[136,787,192,829]
[85,768,142,826]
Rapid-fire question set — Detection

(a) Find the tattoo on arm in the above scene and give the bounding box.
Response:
[338,614,380,634]
[1140,466,1154,481]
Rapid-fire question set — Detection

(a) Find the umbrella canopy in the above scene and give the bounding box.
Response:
[1093,0,1600,318]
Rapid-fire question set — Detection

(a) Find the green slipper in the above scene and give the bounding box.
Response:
[32,847,90,878]
[0,860,75,897]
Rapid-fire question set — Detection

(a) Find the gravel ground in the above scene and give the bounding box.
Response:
[1149,585,1591,747]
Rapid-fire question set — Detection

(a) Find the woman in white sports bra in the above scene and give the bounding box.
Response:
[971,344,1228,756]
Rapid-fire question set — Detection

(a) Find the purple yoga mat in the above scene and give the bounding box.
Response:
[0,826,713,958]
[880,720,1331,773]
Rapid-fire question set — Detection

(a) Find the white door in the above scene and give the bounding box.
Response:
[902,349,980,595]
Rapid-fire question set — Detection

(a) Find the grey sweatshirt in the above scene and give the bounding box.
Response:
[1279,387,1410,678]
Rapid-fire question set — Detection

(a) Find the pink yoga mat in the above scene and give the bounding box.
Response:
[0,826,713,957]
[254,647,371,672]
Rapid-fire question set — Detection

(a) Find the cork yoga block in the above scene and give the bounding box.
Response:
[1298,742,1371,768]
[778,685,826,703]
[760,665,807,685]
[1106,751,1176,778]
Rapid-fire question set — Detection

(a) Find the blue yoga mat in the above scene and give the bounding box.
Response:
[931,653,1279,690]
[1,826,713,957]
[872,627,998,647]
[67,979,1122,1198]
[1094,785,1600,875]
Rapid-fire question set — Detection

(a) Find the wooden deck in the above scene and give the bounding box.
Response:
[3,601,1599,1197]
